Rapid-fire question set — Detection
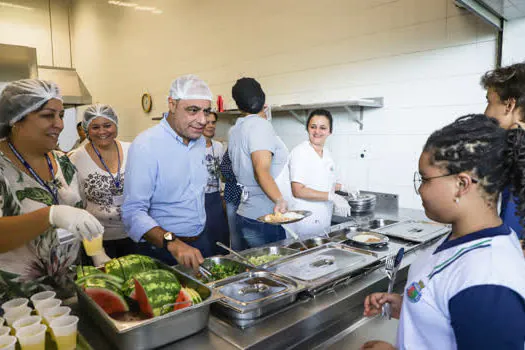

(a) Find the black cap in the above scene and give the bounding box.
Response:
[232,77,265,114]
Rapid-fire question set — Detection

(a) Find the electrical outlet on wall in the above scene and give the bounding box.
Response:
[360,149,367,159]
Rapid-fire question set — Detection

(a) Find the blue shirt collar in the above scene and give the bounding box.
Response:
[433,223,512,254]
[160,112,201,148]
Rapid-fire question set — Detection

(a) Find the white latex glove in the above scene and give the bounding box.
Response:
[49,205,104,241]
[340,184,360,199]
[331,193,351,217]
[273,197,288,214]
[92,251,111,267]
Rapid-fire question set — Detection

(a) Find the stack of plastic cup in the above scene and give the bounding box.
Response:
[42,306,71,325]
[30,291,56,310]
[34,298,61,317]
[12,316,42,335]
[16,324,46,350]
[0,335,17,350]
[50,316,78,350]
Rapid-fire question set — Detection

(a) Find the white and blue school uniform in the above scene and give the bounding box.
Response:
[397,224,525,350]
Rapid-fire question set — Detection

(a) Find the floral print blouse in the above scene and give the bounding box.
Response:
[0,150,83,300]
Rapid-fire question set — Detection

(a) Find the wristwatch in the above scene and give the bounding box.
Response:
[163,231,176,249]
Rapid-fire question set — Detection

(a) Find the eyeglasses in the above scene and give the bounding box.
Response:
[413,171,479,195]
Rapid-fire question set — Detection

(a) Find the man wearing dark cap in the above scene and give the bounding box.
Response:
[228,78,290,249]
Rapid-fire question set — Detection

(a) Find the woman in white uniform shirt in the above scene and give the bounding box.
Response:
[289,109,351,237]
[69,104,135,261]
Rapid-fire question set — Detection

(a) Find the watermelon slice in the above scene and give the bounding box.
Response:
[105,255,157,281]
[85,287,129,314]
[173,288,193,311]
[131,269,181,317]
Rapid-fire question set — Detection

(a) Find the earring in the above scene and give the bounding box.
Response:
[454,197,460,204]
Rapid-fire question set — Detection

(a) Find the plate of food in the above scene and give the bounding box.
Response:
[346,231,389,246]
[256,210,312,225]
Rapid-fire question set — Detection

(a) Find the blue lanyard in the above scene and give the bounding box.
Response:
[8,142,59,205]
[91,141,122,189]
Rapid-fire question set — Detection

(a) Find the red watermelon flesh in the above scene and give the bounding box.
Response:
[173,289,192,311]
[134,279,154,317]
[85,287,129,314]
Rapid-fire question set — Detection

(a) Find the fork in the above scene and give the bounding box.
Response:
[381,253,395,318]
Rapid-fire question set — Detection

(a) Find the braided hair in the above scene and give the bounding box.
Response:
[424,114,525,230]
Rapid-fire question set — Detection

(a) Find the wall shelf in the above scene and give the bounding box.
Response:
[217,97,384,130]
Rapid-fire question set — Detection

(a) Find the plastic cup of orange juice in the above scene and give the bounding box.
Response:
[1,298,29,314]
[42,306,71,325]
[12,316,42,334]
[34,298,61,316]
[82,234,103,256]
[16,323,46,350]
[30,291,56,309]
[0,335,17,350]
[4,306,32,326]
[50,316,78,350]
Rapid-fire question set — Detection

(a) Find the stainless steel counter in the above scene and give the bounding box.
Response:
[76,208,438,350]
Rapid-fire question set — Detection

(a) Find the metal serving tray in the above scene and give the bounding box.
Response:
[210,271,305,322]
[230,246,299,268]
[76,263,218,350]
[373,220,450,243]
[267,243,379,292]
[174,256,253,285]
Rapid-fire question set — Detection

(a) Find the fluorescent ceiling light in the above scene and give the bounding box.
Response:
[108,0,162,14]
[0,1,34,10]
[108,1,137,8]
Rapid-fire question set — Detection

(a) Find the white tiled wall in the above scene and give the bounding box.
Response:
[66,0,500,210]
[3,1,524,210]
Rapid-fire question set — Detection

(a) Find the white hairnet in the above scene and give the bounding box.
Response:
[168,74,213,101]
[82,104,119,131]
[0,79,62,138]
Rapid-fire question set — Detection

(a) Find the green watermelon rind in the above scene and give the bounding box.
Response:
[76,265,100,279]
[104,254,157,281]
[79,277,123,292]
[131,269,181,317]
[76,273,124,287]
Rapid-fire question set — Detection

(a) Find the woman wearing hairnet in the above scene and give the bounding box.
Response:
[0,79,103,297]
[70,104,135,260]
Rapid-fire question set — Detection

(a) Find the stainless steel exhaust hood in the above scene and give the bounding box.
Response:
[0,43,92,107]
[38,66,92,107]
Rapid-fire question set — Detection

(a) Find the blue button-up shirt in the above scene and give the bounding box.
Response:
[122,115,207,242]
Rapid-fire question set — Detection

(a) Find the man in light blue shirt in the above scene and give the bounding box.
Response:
[122,75,213,269]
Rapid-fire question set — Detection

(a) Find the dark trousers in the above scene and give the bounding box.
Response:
[235,214,286,250]
[204,192,230,255]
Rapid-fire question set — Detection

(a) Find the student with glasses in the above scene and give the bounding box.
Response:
[362,114,525,350]
[122,75,213,270]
